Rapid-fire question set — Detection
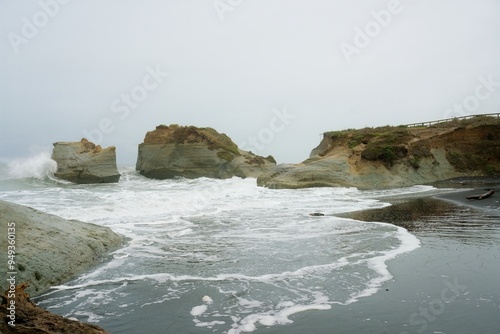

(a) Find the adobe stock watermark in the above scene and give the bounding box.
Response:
[7,0,72,54]
[339,0,412,64]
[83,64,169,145]
[6,222,17,327]
[212,0,244,21]
[399,277,468,334]
[443,74,499,118]
[239,107,295,154]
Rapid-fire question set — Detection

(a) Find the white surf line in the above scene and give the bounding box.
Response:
[345,224,420,304]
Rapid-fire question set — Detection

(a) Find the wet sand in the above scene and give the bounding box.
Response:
[259,189,500,334]
[435,188,500,212]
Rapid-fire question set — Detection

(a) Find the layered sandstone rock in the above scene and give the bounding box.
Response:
[136,125,276,179]
[52,138,120,183]
[258,116,500,189]
[0,200,124,297]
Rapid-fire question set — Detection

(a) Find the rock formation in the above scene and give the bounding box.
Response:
[0,283,110,334]
[136,124,276,179]
[0,200,123,297]
[258,116,500,189]
[52,138,120,183]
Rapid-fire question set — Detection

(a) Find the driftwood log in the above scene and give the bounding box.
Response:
[466,189,495,200]
[0,283,109,334]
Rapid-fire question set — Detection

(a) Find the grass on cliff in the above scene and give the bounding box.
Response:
[446,145,500,175]
[145,124,240,155]
[426,115,500,128]
[325,125,411,147]
[324,115,499,143]
[322,115,500,168]
[323,126,413,165]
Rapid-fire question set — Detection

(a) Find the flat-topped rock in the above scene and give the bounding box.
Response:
[136,124,276,179]
[52,138,120,184]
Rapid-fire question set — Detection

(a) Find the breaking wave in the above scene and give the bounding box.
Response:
[4,151,57,179]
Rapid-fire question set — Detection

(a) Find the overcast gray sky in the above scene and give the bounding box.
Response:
[1,0,499,164]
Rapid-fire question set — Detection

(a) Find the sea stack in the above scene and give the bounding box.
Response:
[136,124,276,179]
[52,138,120,184]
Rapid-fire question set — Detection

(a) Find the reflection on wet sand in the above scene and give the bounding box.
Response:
[339,198,500,245]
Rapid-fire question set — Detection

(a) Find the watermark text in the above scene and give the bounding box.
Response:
[444,74,499,118]
[400,278,468,334]
[7,0,72,54]
[83,64,169,145]
[6,222,17,327]
[340,0,411,64]
[213,0,244,21]
[239,107,295,153]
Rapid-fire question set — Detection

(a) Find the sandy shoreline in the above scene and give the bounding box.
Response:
[435,188,500,212]
[257,187,500,334]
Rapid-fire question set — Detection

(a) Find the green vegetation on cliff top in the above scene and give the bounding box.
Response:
[322,115,500,173]
[145,124,240,155]
[324,115,499,143]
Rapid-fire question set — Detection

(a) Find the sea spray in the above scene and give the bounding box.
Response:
[6,151,57,179]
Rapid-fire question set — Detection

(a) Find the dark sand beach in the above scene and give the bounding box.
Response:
[257,187,500,334]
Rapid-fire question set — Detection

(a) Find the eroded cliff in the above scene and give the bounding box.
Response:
[136,124,276,179]
[258,116,500,189]
[52,138,120,184]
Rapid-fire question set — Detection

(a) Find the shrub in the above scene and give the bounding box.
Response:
[409,157,420,169]
[217,151,234,161]
[361,145,407,166]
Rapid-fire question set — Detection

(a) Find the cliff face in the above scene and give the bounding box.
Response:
[52,139,120,184]
[258,116,500,189]
[136,124,276,179]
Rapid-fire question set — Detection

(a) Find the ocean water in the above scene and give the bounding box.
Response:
[0,153,432,334]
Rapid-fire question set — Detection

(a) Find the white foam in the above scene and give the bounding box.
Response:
[362,185,436,198]
[47,276,133,293]
[113,252,130,259]
[193,319,226,328]
[190,295,215,317]
[73,311,103,323]
[190,304,208,316]
[276,301,294,308]
[228,298,331,333]
[345,223,421,304]
[167,228,193,238]
[260,303,332,326]
[202,295,213,304]
[7,174,425,334]
[6,151,57,179]
[238,298,263,308]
